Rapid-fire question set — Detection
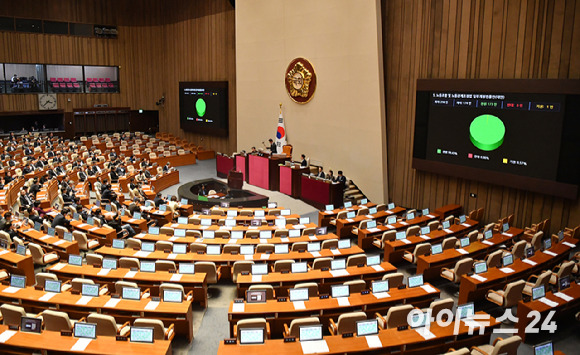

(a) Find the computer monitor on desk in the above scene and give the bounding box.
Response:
[331,285,349,298]
[179,263,195,274]
[299,325,323,342]
[289,288,309,302]
[239,328,265,344]
[130,327,154,343]
[246,290,267,303]
[371,280,389,294]
[74,322,97,339]
[291,262,307,273]
[356,319,378,336]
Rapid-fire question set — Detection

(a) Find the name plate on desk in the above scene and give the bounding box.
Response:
[224,338,237,345]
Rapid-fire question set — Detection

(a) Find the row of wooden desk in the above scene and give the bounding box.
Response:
[0,249,35,286]
[336,206,408,239]
[134,231,338,246]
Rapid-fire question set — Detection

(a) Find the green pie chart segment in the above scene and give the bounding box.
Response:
[196,98,206,117]
[469,114,505,151]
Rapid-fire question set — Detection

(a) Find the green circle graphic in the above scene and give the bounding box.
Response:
[469,114,505,151]
[196,98,206,117]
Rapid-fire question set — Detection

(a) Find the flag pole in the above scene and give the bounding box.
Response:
[279,102,282,114]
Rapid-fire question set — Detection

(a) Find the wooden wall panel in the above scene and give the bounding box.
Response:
[382,0,580,233]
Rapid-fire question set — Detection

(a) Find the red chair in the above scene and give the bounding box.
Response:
[66,83,73,89]
[59,83,66,89]
[64,78,70,82]
[87,78,93,83]
[73,83,80,90]
[57,78,64,82]
[50,78,56,82]
[105,78,111,82]
[71,78,77,82]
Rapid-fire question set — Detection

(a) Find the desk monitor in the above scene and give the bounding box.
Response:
[130,326,154,343]
[456,302,475,319]
[420,226,430,235]
[120,209,126,217]
[559,276,570,291]
[307,242,321,252]
[396,231,406,240]
[231,230,244,239]
[291,262,308,273]
[173,244,187,254]
[274,218,286,228]
[163,289,183,303]
[180,198,188,205]
[254,210,265,218]
[459,215,467,224]
[367,220,377,229]
[408,275,424,288]
[10,274,26,288]
[240,245,254,255]
[259,230,272,239]
[159,204,167,212]
[543,239,552,250]
[145,201,153,208]
[532,285,546,301]
[431,244,443,255]
[344,201,352,208]
[74,322,97,339]
[367,255,380,266]
[206,245,221,255]
[316,227,327,235]
[227,210,238,217]
[112,239,125,249]
[338,239,350,249]
[502,223,509,232]
[368,207,378,215]
[64,232,73,242]
[122,287,141,300]
[325,204,334,211]
[281,209,291,216]
[16,244,26,256]
[140,261,156,273]
[250,219,261,227]
[203,230,215,239]
[346,211,356,219]
[201,219,212,226]
[44,279,61,293]
[251,264,268,275]
[148,226,160,235]
[534,341,553,355]
[406,212,415,220]
[21,316,42,333]
[300,217,310,224]
[0,240,6,250]
[299,325,323,342]
[68,254,82,266]
[274,244,289,254]
[73,213,80,220]
[177,217,188,224]
[289,288,310,302]
[387,216,397,225]
[371,280,389,294]
[421,208,430,216]
[331,259,346,270]
[179,263,195,274]
[442,220,450,229]
[141,242,155,252]
[105,204,112,212]
[47,227,55,236]
[288,229,301,238]
[246,290,267,303]
[356,319,378,336]
[387,203,395,210]
[360,198,368,205]
[34,221,42,231]
[239,328,265,345]
[502,254,514,267]
[133,212,142,220]
[557,230,565,241]
[484,229,493,240]
[81,283,99,297]
[87,217,95,226]
[220,202,230,208]
[174,229,186,237]
[225,219,236,227]
[459,237,469,248]
[410,311,429,329]
[102,257,117,270]
[474,261,487,274]
[266,202,277,209]
[526,247,535,258]
[331,285,349,298]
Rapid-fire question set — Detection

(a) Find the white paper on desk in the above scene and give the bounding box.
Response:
[294,224,306,229]
[232,303,245,313]
[128,219,137,223]
[421,284,437,293]
[171,223,179,228]
[135,233,144,239]
[293,301,306,310]
[89,227,99,232]
[260,254,270,260]
[125,271,137,278]
[169,237,178,242]
[310,251,321,257]
[538,297,559,308]
[251,275,262,282]
[499,267,515,274]
[461,223,471,227]
[221,227,232,231]
[248,226,258,230]
[0,250,8,256]
[167,253,177,260]
[400,221,408,226]
[170,274,183,282]
[258,239,266,244]
[323,211,333,214]
[522,259,537,266]
[543,250,557,257]
[0,330,16,343]
[199,226,209,230]
[53,239,66,246]
[471,274,487,282]
[457,249,469,255]
[71,338,92,352]
[97,268,111,276]
[443,229,453,234]
[482,240,494,246]
[367,228,381,233]
[77,223,88,228]
[224,238,236,244]
[243,254,253,260]
[51,262,66,271]
[309,235,317,240]
[331,249,341,255]
[144,301,160,310]
[366,335,382,348]
[401,239,411,244]
[330,269,350,277]
[40,235,51,240]
[415,327,436,340]
[133,251,151,258]
[371,265,384,272]
[39,292,57,302]
[281,238,290,243]
[553,292,573,302]
[346,219,354,223]
[419,235,430,240]
[386,225,395,229]
[195,238,203,243]
[502,233,513,237]
[337,297,350,306]
[76,296,93,305]
[366,215,374,219]
[373,292,391,299]
[1,287,20,294]
[301,340,329,354]
[104,298,121,308]
[563,242,576,248]
[426,214,435,218]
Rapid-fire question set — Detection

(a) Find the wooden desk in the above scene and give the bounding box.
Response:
[318,202,378,227]
[149,170,180,193]
[300,175,344,210]
[192,213,302,224]
[18,226,80,258]
[135,231,338,246]
[434,204,462,218]
[416,228,523,281]
[228,283,441,338]
[516,281,580,342]
[236,262,396,297]
[335,207,407,239]
[0,284,194,342]
[48,262,208,308]
[68,219,117,246]
[248,154,290,191]
[279,165,309,198]
[458,237,576,304]
[219,311,499,355]
[163,222,317,232]
[383,218,479,263]
[152,152,196,167]
[0,325,172,355]
[0,249,35,286]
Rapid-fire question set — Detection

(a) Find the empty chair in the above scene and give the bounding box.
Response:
[73,231,99,251]
[425,298,454,320]
[160,227,174,235]
[352,219,372,235]
[330,211,348,226]
[509,240,527,259]
[256,244,275,254]
[402,243,430,264]
[527,231,544,251]
[470,335,522,355]
[428,220,440,231]
[215,230,231,239]
[71,278,108,295]
[466,230,478,243]
[114,280,141,294]
[248,284,275,300]
[344,279,366,293]
[159,283,193,301]
[186,230,202,237]
[441,258,474,284]
[232,261,254,282]
[0,304,41,326]
[485,280,525,308]
[239,209,253,216]
[273,259,294,272]
[286,218,299,225]
[376,304,414,329]
[223,244,240,254]
[294,282,318,297]
[35,273,71,292]
[155,241,173,252]
[445,348,470,355]
[522,270,551,297]
[548,261,575,286]
[291,242,307,252]
[373,230,396,249]
[156,260,177,272]
[321,239,338,249]
[126,238,141,249]
[302,227,316,236]
[382,272,405,288]
[28,243,59,266]
[85,253,103,266]
[119,257,140,269]
[187,218,201,225]
[312,257,332,270]
[190,243,207,253]
[42,310,82,332]
[195,261,220,284]
[268,209,281,216]
[485,250,503,269]
[283,317,321,338]
[133,319,175,341]
[234,318,270,339]
[87,313,130,336]
[346,253,366,267]
[55,226,68,238]
[273,229,288,238]
[329,311,367,335]
[246,230,260,239]
[0,231,12,248]
[442,237,457,250]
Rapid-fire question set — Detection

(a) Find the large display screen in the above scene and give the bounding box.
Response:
[179,81,228,136]
[413,79,580,198]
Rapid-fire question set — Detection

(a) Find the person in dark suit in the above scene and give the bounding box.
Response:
[327,170,335,182]
[336,170,347,184]
[78,168,87,182]
[153,192,164,207]
[19,187,33,208]
[51,212,70,229]
[267,139,277,154]
[101,184,116,201]
[23,146,33,155]
[29,178,41,198]
[300,154,308,167]
[317,166,325,178]
[109,168,119,183]
[162,162,171,173]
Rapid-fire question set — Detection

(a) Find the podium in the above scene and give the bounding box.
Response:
[300,175,344,209]
[247,154,290,190]
[279,164,309,198]
[228,170,244,189]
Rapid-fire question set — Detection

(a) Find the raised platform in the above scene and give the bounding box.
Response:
[178,178,268,209]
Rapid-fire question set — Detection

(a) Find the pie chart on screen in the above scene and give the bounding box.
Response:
[469,114,505,151]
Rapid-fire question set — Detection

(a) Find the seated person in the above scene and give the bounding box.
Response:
[317,166,325,179]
